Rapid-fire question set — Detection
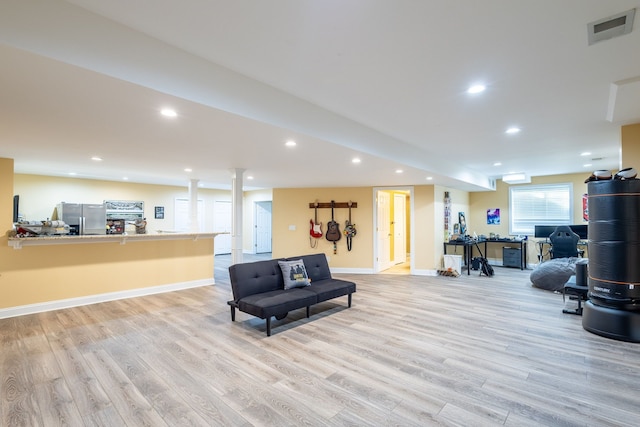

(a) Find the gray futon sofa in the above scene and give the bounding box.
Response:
[228,253,356,336]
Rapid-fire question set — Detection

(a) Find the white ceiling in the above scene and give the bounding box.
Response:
[1,0,639,191]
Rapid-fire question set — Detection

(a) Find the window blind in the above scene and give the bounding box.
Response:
[509,183,573,235]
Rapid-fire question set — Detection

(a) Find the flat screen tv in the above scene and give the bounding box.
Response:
[534,224,588,240]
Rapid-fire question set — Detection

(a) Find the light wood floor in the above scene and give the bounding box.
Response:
[2,255,640,426]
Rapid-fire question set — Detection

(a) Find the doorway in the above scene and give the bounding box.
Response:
[254,201,272,254]
[213,201,232,255]
[374,187,413,274]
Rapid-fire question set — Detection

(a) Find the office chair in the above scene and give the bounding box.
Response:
[549,226,580,259]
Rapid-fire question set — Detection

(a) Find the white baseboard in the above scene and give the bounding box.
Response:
[0,278,214,320]
[331,268,438,276]
[413,269,438,276]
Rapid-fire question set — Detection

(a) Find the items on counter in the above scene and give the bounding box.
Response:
[13,220,70,237]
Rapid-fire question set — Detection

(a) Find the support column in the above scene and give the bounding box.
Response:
[231,168,245,265]
[188,179,199,233]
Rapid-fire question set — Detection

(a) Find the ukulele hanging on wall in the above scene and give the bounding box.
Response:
[343,201,356,251]
[325,200,341,254]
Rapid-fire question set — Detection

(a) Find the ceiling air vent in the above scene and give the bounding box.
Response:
[588,9,635,45]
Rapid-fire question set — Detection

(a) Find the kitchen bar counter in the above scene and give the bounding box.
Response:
[8,231,225,249]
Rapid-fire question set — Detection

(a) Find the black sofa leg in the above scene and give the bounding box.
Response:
[266,317,271,336]
[306,306,310,318]
[348,293,352,308]
[230,305,236,321]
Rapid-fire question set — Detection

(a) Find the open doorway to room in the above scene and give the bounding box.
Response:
[254,201,272,254]
[374,187,413,274]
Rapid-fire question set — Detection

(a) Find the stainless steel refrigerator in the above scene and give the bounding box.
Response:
[56,203,107,235]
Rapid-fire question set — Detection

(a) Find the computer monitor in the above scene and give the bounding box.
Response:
[570,224,588,240]
[534,224,588,239]
[534,225,556,238]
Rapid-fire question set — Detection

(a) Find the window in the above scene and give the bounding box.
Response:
[509,183,573,235]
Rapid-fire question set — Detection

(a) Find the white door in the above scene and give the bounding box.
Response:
[214,201,232,255]
[255,201,272,253]
[377,191,392,271]
[174,198,205,232]
[393,193,407,264]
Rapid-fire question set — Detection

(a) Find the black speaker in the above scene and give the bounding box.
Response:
[587,179,640,310]
[583,179,640,342]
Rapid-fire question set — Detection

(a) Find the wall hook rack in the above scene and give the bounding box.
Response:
[308,201,357,209]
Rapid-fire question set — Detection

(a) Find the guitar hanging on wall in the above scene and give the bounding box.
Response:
[325,200,341,254]
[343,201,356,251]
[309,202,322,247]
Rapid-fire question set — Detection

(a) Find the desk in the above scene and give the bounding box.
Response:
[444,239,528,274]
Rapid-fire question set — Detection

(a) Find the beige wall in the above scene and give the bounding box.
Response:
[414,185,436,270]
[622,123,640,166]
[272,185,442,272]
[272,187,374,268]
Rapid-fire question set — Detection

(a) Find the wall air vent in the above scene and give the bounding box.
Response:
[588,9,635,45]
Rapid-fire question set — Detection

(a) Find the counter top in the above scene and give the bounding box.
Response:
[7,232,227,249]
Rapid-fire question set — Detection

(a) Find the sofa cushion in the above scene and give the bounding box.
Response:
[306,279,356,303]
[229,258,284,301]
[278,259,311,289]
[238,288,317,319]
[291,253,333,282]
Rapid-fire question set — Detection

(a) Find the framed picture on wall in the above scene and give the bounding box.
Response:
[458,212,467,234]
[155,206,164,219]
[487,208,500,225]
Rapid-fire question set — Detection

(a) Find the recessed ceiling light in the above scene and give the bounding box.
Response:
[184,168,192,172]
[91,156,103,161]
[285,140,296,147]
[426,176,433,180]
[395,169,403,174]
[352,157,361,164]
[68,172,77,176]
[247,176,254,180]
[581,152,592,156]
[505,127,521,134]
[583,163,593,168]
[467,84,486,94]
[161,108,177,117]
[123,177,129,180]
[493,162,502,166]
